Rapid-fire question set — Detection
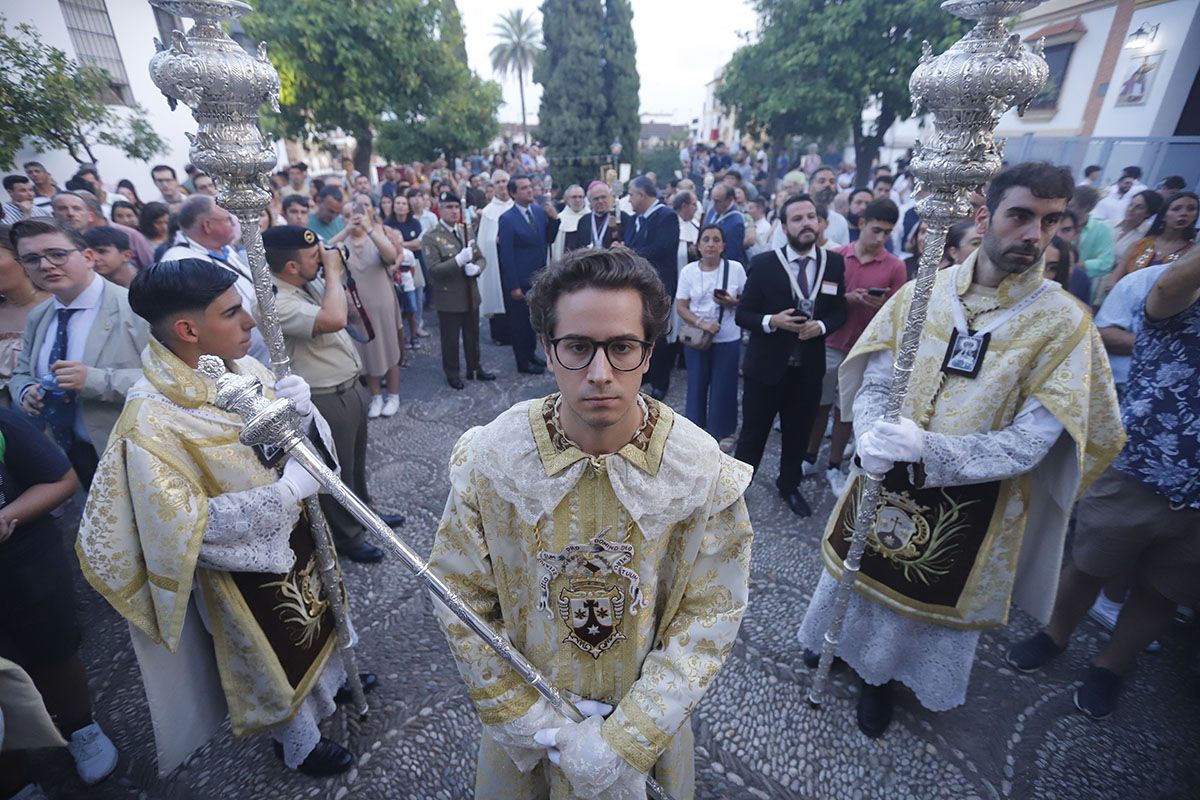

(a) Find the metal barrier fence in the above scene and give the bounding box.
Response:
[1003,134,1200,189]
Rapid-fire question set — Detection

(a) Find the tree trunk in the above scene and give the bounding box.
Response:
[518,64,528,146]
[353,123,374,179]
[852,102,898,187]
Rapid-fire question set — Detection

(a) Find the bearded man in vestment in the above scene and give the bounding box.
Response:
[430,248,754,799]
[76,259,371,776]
[477,169,515,345]
[798,163,1125,737]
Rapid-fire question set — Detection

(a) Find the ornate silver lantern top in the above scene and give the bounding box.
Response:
[149,0,279,216]
[908,0,1049,210]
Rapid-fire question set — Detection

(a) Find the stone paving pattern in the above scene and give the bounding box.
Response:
[30,322,1200,800]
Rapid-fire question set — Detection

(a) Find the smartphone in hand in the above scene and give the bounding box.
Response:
[868,287,888,297]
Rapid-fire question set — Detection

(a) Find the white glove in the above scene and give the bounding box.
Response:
[856,436,893,477]
[279,457,321,502]
[870,418,924,462]
[454,245,474,267]
[532,700,614,766]
[274,374,313,418]
[535,712,643,800]
[463,262,481,277]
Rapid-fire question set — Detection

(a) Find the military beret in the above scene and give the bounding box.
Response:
[439,191,461,206]
[262,225,319,249]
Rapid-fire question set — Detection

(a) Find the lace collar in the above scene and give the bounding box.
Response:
[531,393,670,477]
[955,248,1047,307]
[454,395,745,540]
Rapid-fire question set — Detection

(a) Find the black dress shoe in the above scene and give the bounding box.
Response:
[468,369,496,381]
[376,511,405,528]
[856,680,894,738]
[781,487,813,517]
[803,648,821,669]
[338,538,385,563]
[335,672,379,704]
[275,737,355,776]
[517,363,545,375]
[447,376,465,390]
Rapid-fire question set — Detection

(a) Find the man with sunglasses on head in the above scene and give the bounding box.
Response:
[429,248,755,800]
[9,219,148,488]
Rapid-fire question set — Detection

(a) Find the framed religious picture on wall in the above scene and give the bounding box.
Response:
[1116,51,1164,107]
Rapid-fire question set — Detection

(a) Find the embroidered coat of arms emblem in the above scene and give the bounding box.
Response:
[537,532,647,659]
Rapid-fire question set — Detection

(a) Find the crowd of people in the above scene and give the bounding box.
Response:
[0,140,1196,800]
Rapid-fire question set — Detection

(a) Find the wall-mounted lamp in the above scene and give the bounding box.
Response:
[1125,22,1159,49]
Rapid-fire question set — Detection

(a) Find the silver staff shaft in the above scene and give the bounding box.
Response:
[200,361,676,800]
[148,0,367,717]
[807,0,1050,706]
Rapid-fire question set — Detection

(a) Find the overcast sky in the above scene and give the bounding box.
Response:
[457,0,760,127]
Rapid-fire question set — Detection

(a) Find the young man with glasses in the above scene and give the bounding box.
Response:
[9,219,148,487]
[428,248,755,800]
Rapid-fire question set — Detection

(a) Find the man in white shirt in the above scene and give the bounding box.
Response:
[161,195,270,363]
[1093,167,1149,222]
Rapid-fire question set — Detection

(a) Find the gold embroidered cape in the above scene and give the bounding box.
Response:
[429,394,753,800]
[827,252,1125,629]
[76,339,339,766]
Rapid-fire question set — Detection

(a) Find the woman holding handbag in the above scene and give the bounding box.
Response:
[675,224,747,449]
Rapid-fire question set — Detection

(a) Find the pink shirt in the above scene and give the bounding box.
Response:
[825,243,908,352]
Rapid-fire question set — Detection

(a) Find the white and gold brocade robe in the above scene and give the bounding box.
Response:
[77,339,342,772]
[429,395,753,800]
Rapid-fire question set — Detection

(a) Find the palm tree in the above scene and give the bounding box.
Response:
[490,9,542,144]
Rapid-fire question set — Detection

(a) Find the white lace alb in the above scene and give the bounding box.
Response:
[198,481,299,573]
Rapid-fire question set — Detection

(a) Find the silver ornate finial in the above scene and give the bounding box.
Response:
[196,354,227,380]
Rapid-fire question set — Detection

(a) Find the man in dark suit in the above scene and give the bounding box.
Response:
[564,181,620,252]
[705,183,747,263]
[621,175,679,399]
[498,174,559,373]
[734,193,847,517]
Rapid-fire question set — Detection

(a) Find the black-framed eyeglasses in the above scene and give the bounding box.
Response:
[18,248,79,269]
[549,336,652,372]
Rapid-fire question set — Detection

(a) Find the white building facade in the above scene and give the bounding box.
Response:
[6,1,283,201]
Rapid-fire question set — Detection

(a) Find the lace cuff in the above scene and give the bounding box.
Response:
[920,400,1064,488]
[484,696,563,774]
[851,349,892,441]
[198,481,299,573]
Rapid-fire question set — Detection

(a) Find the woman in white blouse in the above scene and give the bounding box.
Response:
[675,224,747,449]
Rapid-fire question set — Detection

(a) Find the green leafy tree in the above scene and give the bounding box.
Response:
[719,0,965,186]
[377,74,502,162]
[600,0,640,173]
[534,0,609,187]
[243,0,461,174]
[490,9,542,145]
[0,19,166,169]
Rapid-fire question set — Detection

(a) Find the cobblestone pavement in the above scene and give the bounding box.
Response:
[31,320,1200,800]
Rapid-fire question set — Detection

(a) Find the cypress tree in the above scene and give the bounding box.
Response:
[601,0,640,172]
[535,0,607,187]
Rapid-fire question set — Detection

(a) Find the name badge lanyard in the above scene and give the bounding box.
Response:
[775,247,826,319]
[942,263,1053,378]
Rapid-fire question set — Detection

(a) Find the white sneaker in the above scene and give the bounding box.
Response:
[9,784,50,800]
[826,467,847,496]
[367,394,384,419]
[1087,593,1122,632]
[381,393,400,418]
[68,721,118,785]
[801,459,821,478]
